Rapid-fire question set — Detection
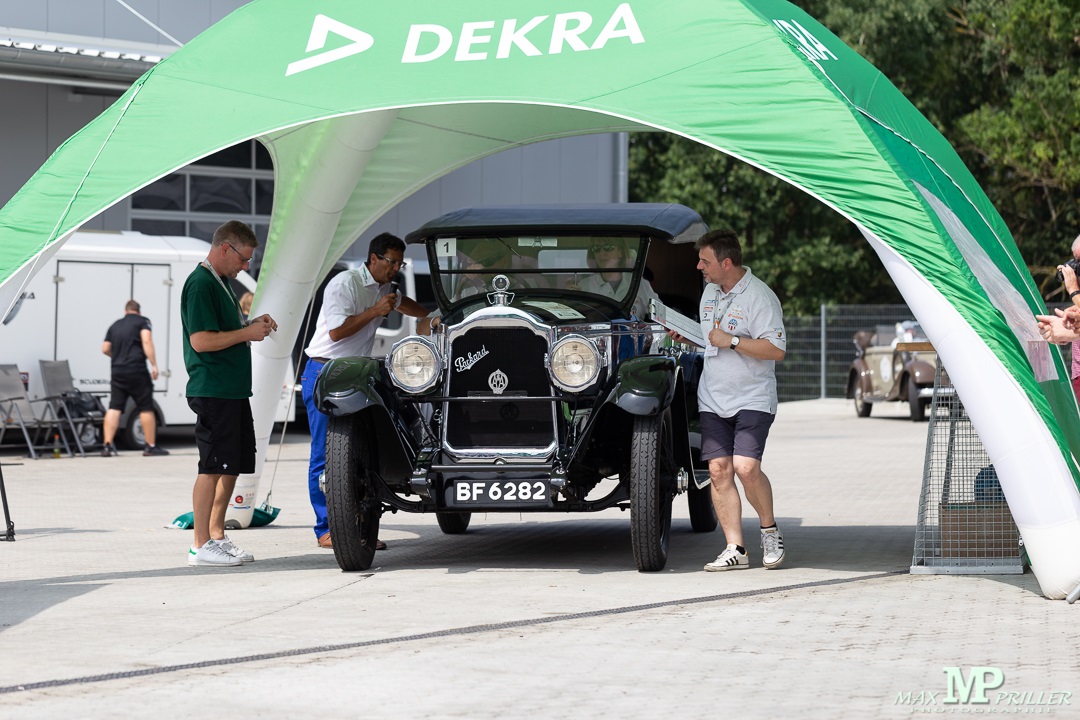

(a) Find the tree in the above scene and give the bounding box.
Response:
[950,0,1080,296]
[628,134,902,315]
[629,0,1080,308]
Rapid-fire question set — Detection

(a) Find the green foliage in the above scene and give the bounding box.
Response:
[629,0,1080,307]
[628,133,902,315]
[951,0,1080,271]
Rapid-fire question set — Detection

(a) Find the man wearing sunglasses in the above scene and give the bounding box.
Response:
[302,232,431,551]
[181,220,278,567]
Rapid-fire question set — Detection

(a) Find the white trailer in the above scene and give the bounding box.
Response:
[0,230,294,448]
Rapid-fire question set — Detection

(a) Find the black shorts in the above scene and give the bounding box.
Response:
[109,372,154,412]
[187,397,255,476]
[700,410,775,461]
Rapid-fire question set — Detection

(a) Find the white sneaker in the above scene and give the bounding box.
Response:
[761,526,785,569]
[704,544,749,572]
[187,540,242,567]
[216,535,254,563]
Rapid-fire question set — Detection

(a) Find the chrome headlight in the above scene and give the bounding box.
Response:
[549,334,600,392]
[387,337,442,393]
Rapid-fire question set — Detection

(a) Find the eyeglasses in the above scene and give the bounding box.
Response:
[226,243,254,263]
[377,254,407,269]
[591,243,619,253]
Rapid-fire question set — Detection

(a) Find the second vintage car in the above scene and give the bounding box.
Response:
[846,320,941,421]
[313,204,716,572]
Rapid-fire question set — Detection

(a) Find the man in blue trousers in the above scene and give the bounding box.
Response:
[301,232,431,549]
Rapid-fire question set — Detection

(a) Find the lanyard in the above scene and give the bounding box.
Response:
[712,287,737,330]
[201,261,247,329]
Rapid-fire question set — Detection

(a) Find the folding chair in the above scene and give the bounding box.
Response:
[0,365,74,459]
[39,359,106,455]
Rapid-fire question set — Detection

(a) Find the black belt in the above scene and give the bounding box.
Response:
[309,356,330,364]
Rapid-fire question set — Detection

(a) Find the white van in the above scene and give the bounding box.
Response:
[0,230,294,447]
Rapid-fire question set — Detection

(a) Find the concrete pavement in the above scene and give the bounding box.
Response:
[1,399,1076,719]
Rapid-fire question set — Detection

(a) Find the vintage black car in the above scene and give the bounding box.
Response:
[313,204,717,572]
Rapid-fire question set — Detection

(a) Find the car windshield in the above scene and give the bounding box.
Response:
[430,234,644,306]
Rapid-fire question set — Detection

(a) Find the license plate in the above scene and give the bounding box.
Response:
[451,479,550,506]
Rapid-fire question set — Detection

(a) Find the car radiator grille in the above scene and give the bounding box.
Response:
[446,328,553,449]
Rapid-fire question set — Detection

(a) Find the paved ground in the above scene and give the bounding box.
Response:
[1,399,1077,719]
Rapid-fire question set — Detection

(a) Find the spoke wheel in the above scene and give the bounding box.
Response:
[628,408,675,572]
[326,414,381,571]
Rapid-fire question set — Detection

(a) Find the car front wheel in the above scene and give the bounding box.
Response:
[326,414,382,571]
[854,382,872,418]
[628,408,674,572]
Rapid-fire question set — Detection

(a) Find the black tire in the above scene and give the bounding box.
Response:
[854,383,872,418]
[326,414,382,571]
[908,382,927,422]
[121,413,146,449]
[75,420,100,449]
[628,409,674,572]
[687,477,717,533]
[436,512,472,534]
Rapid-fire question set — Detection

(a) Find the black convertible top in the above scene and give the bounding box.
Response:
[405,203,708,245]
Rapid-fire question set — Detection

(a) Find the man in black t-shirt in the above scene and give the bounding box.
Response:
[101,299,168,457]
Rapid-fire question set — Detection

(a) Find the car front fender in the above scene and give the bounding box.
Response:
[315,356,416,482]
[906,358,937,387]
[612,355,678,416]
[314,356,385,417]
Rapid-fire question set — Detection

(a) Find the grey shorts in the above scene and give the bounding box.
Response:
[700,410,775,461]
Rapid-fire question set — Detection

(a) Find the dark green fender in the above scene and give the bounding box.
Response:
[612,355,678,416]
[313,356,384,417]
[313,356,415,483]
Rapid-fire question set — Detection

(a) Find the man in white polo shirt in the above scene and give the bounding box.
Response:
[692,229,787,571]
[302,232,431,550]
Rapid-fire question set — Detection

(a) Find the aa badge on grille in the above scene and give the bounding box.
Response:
[488,369,508,395]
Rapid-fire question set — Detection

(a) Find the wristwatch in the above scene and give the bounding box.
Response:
[729,336,741,351]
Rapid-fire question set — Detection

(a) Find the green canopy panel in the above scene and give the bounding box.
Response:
[1,0,1077,598]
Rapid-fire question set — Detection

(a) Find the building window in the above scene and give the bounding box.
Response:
[129,139,273,275]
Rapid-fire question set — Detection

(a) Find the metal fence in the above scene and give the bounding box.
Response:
[909,359,1023,573]
[777,304,919,403]
[779,303,1072,404]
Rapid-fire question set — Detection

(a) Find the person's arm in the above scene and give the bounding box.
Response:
[665,329,704,349]
[189,319,273,353]
[102,341,112,357]
[398,296,430,319]
[140,328,159,380]
[1037,308,1080,344]
[1060,265,1080,308]
[328,294,396,342]
[706,328,786,360]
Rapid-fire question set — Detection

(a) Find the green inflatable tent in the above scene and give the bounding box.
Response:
[1,0,1077,598]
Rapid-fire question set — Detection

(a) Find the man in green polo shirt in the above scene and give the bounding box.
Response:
[180,220,277,568]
